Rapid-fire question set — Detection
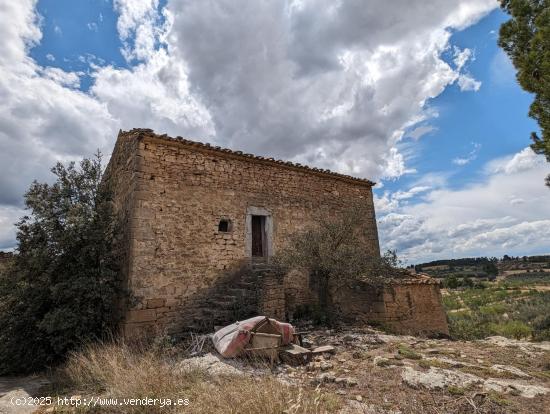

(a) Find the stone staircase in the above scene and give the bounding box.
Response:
[191,260,277,331]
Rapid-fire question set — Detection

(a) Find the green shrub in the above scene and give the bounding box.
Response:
[442,295,462,310]
[448,313,492,340]
[0,155,120,374]
[444,275,460,289]
[479,303,507,316]
[489,321,532,340]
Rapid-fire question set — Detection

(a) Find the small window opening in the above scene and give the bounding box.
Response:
[218,219,231,232]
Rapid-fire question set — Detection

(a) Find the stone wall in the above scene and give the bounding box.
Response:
[332,276,449,336]
[103,132,141,332]
[105,129,379,337]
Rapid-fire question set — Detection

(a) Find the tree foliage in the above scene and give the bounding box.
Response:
[273,204,408,320]
[498,0,550,186]
[0,154,120,374]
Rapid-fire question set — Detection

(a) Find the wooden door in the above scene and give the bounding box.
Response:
[251,215,265,257]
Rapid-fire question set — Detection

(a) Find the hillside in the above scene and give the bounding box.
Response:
[414,255,550,281]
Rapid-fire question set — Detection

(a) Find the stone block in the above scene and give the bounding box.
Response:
[147,298,166,309]
[126,309,156,323]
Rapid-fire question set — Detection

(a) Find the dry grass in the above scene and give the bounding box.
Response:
[48,341,341,414]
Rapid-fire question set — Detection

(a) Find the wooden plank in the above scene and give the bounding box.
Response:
[250,332,281,338]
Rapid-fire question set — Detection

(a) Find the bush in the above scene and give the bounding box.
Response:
[489,321,532,340]
[0,155,120,374]
[444,275,460,289]
[444,286,550,341]
[273,203,408,322]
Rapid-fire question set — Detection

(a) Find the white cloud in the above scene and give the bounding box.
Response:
[452,142,481,165]
[41,66,81,88]
[0,0,118,246]
[488,147,544,174]
[393,186,432,201]
[453,47,473,70]
[407,125,437,141]
[457,73,482,91]
[376,148,550,263]
[452,47,481,92]
[161,0,496,178]
[0,0,499,249]
[0,206,23,250]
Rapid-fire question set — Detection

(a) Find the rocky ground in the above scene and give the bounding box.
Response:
[187,326,550,413]
[1,326,548,413]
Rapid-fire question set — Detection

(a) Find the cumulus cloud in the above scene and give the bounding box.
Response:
[376,148,550,263]
[488,147,544,174]
[0,0,117,244]
[0,0,498,249]
[153,0,496,178]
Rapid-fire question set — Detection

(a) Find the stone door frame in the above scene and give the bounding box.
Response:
[245,206,273,258]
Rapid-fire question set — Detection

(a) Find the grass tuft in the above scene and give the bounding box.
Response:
[397,345,422,360]
[50,341,341,414]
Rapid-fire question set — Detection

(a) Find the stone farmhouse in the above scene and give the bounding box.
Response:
[105,129,448,338]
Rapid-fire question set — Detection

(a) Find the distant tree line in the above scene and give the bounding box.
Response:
[414,256,498,271]
[415,254,550,271]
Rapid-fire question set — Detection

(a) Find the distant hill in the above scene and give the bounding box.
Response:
[414,254,550,279]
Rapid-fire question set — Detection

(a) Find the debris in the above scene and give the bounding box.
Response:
[320,361,334,371]
[212,316,294,358]
[312,372,336,384]
[279,344,312,366]
[186,332,209,356]
[311,345,336,355]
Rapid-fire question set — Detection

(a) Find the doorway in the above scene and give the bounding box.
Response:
[251,215,266,257]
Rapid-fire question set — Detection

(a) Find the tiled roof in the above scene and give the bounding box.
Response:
[122,128,375,187]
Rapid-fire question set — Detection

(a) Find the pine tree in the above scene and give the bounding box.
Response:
[499,0,550,186]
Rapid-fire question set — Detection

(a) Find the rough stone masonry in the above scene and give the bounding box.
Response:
[104,129,448,338]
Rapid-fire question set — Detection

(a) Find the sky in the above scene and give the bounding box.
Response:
[0,0,549,264]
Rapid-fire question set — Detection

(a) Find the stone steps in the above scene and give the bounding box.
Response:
[190,261,278,330]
